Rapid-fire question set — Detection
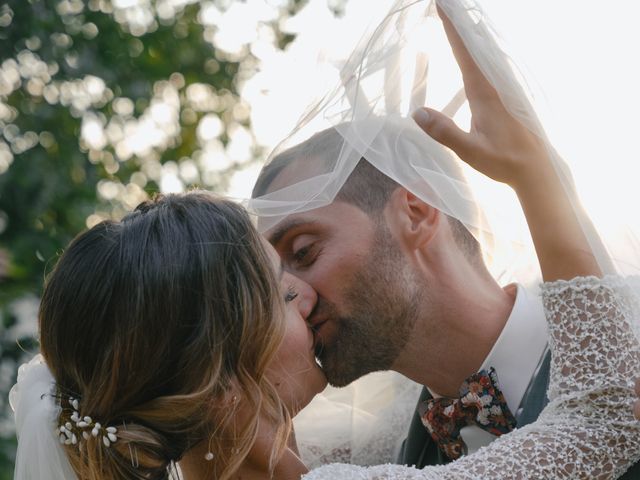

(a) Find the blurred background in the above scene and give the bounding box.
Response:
[1,0,639,477]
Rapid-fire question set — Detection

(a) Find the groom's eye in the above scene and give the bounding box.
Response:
[292,244,315,267]
[288,233,320,269]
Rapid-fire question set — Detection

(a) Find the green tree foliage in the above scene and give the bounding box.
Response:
[0,0,305,476]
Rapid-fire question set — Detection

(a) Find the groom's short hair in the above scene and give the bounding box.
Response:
[252,126,481,262]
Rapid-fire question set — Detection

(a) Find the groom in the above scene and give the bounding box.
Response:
[252,130,551,464]
[252,10,640,479]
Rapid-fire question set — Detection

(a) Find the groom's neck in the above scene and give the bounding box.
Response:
[392,271,517,397]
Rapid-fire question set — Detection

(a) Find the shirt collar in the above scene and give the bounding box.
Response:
[480,283,548,412]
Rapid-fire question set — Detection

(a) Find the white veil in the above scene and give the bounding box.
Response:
[248,0,640,466]
[9,355,78,479]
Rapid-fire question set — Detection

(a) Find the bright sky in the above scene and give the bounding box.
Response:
[481,0,640,193]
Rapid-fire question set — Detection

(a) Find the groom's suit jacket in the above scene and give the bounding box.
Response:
[396,285,640,479]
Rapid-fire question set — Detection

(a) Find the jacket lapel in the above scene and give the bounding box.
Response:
[515,348,551,427]
[396,387,452,467]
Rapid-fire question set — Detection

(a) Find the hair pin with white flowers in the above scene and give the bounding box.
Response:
[58,396,118,448]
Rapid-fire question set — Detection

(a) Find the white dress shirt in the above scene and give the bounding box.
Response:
[460,283,548,454]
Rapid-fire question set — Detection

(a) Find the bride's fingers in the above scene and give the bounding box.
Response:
[436,3,498,104]
[412,107,476,162]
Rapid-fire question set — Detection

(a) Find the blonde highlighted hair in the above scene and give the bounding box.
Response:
[39,192,291,479]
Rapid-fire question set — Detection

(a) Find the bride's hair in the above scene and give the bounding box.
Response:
[39,192,291,479]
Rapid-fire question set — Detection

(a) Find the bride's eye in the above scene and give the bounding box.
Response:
[284,285,299,303]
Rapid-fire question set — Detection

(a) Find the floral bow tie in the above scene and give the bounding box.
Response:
[418,368,517,460]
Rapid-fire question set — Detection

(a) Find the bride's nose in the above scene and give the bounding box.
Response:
[293,277,317,320]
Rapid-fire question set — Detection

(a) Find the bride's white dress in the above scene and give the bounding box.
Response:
[303,276,640,479]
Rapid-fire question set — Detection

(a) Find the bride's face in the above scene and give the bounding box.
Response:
[264,241,327,415]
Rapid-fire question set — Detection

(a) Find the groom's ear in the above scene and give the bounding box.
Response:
[385,188,440,252]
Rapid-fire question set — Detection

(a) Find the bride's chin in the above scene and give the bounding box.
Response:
[292,370,328,416]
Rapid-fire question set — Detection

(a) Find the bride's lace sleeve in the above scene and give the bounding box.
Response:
[302,276,640,479]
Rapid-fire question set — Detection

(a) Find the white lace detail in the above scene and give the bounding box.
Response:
[303,276,640,479]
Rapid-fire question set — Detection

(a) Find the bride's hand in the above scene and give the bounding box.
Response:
[412,5,552,191]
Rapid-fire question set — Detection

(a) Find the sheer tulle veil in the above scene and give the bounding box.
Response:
[10,355,77,479]
[247,0,640,466]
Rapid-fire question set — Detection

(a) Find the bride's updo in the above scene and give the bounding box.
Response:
[38,192,291,479]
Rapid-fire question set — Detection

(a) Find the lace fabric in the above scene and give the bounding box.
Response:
[302,276,640,479]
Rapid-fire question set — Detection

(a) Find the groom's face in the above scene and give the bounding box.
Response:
[266,201,421,387]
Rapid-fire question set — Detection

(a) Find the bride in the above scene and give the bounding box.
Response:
[11,1,640,479]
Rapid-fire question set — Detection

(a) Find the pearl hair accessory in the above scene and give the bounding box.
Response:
[58,396,118,448]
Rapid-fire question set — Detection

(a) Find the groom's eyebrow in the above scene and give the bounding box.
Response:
[268,218,318,246]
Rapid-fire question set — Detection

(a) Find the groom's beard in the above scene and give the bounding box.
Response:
[315,225,421,387]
